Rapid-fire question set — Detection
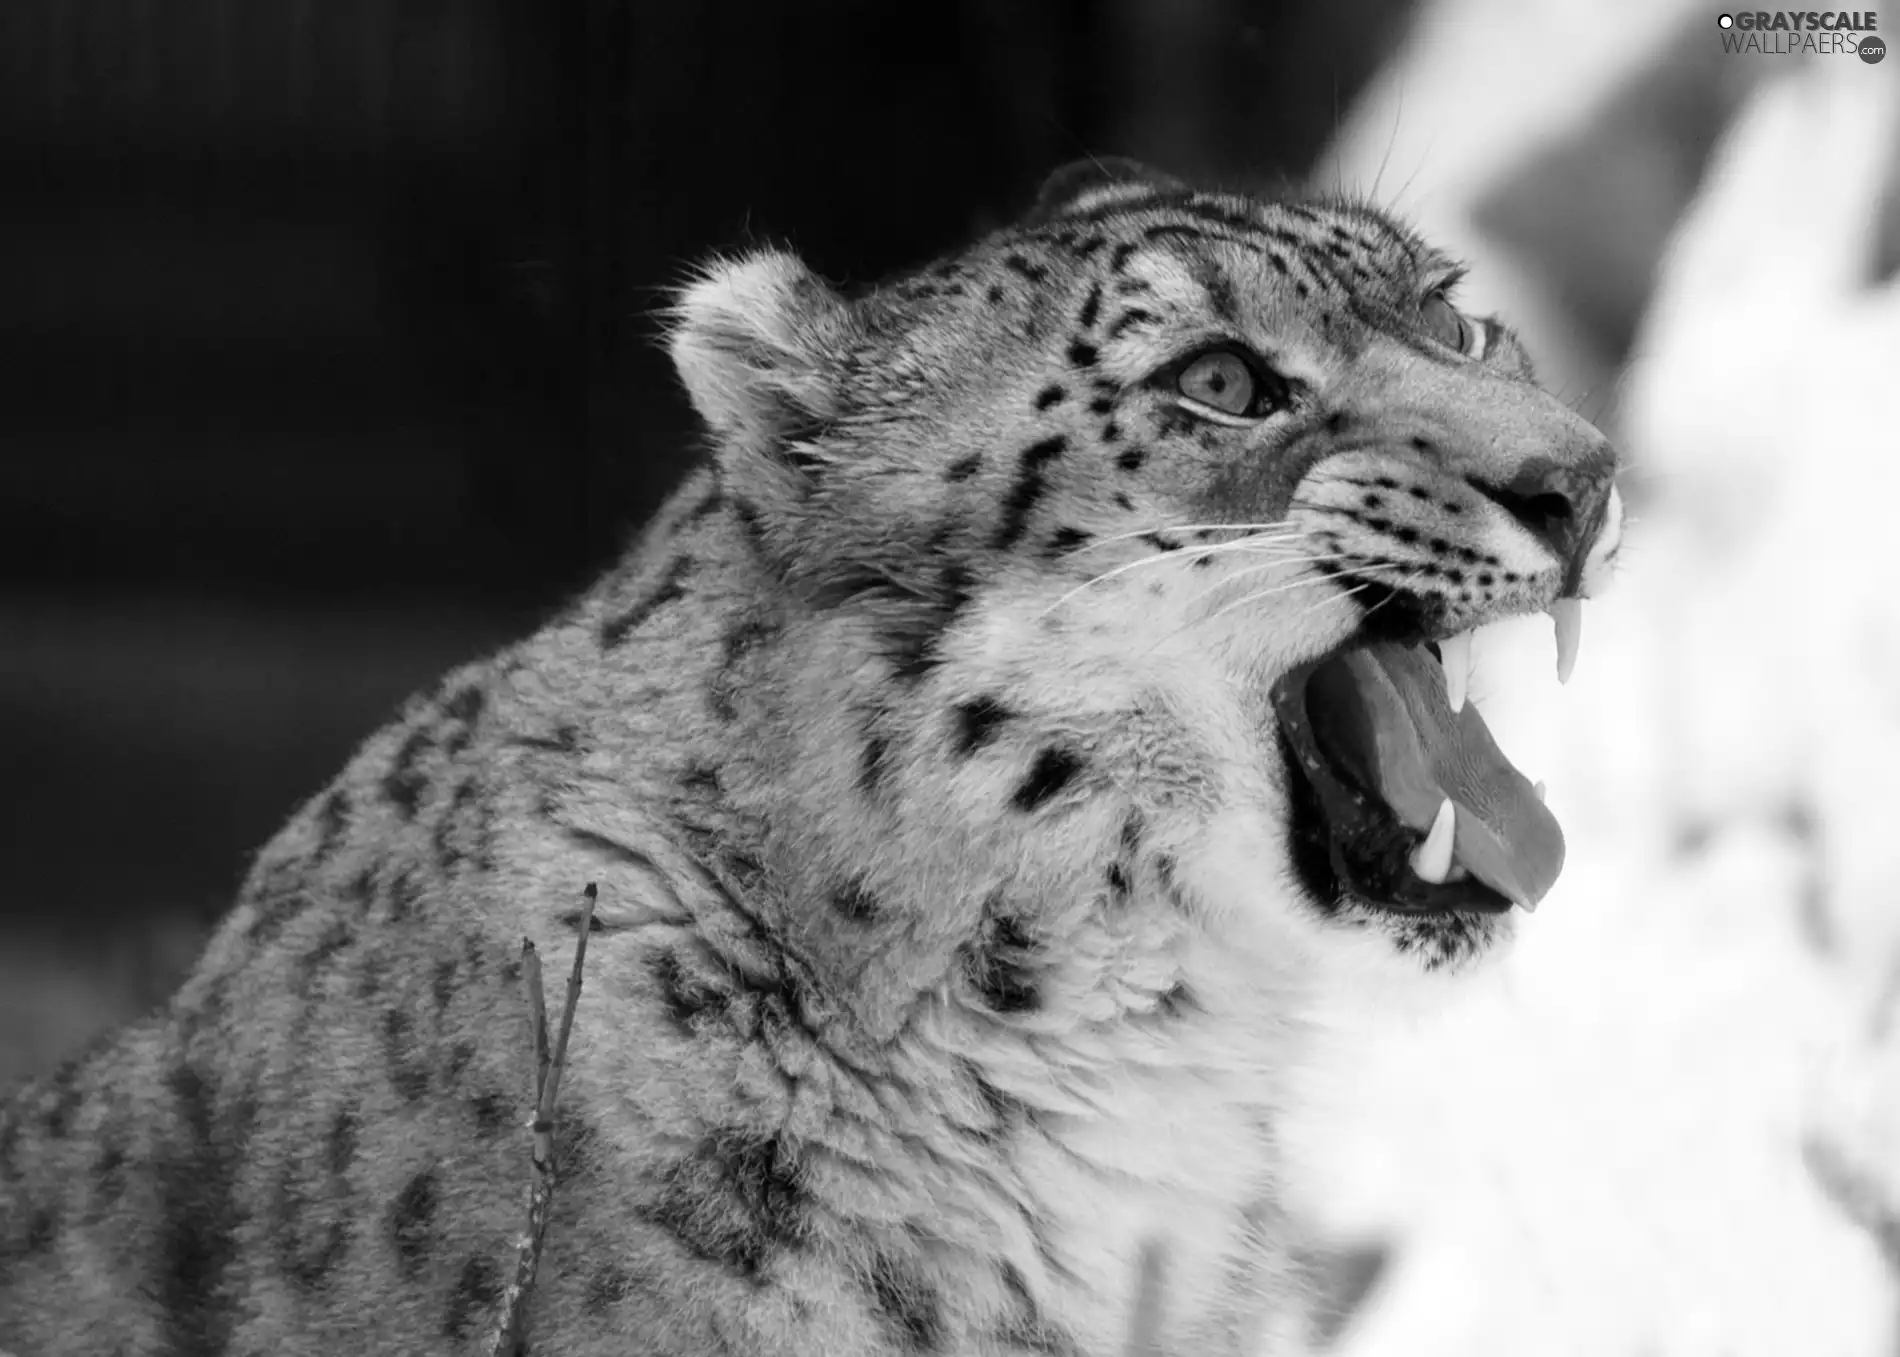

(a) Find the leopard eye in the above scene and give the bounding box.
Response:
[1422,293,1488,358]
[1178,350,1254,415]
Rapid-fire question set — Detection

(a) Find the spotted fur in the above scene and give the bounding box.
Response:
[0,158,1618,1355]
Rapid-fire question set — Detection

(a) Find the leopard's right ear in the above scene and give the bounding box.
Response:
[667,249,852,463]
[1023,156,1190,226]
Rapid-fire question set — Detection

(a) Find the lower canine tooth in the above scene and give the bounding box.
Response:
[1532,781,1547,803]
[1549,599,1583,684]
[1410,798,1456,884]
[1439,631,1473,713]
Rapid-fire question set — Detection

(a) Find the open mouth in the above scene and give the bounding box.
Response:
[1269,614,1575,917]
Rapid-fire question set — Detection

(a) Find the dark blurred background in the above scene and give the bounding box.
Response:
[0,0,1414,1074]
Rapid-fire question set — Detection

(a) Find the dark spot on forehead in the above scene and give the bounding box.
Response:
[1077,283,1103,331]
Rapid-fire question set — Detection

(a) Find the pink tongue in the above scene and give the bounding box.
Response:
[1305,643,1564,907]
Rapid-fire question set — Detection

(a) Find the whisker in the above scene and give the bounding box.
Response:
[1139,563,1391,656]
[1287,562,1425,629]
[1197,564,1390,633]
[1041,533,1314,615]
[1064,523,1302,554]
[1042,554,1192,615]
[1172,552,1365,616]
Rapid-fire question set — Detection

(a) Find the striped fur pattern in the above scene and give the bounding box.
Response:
[0,159,1615,1355]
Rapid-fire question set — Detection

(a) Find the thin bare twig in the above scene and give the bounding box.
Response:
[525,944,551,1112]
[490,882,598,1357]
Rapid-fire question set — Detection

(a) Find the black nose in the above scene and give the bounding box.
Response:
[1479,449,1616,589]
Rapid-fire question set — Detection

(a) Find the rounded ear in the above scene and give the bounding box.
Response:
[667,248,851,452]
[666,248,856,568]
[1024,156,1190,225]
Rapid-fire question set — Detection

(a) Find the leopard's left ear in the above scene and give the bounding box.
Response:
[1023,156,1190,226]
[667,248,853,455]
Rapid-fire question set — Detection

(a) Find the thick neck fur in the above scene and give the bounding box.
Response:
[522,468,1340,1347]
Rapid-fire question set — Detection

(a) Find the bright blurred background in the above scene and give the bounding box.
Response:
[2,2,1897,1352]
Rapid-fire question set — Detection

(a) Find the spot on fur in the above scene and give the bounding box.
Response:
[994,437,1067,551]
[600,555,697,649]
[831,880,880,922]
[1012,748,1083,812]
[328,1106,359,1175]
[444,1039,476,1087]
[648,949,729,1034]
[94,1138,127,1208]
[473,1092,510,1138]
[383,728,434,818]
[386,865,422,923]
[1077,283,1103,331]
[443,1253,504,1341]
[432,958,457,1011]
[388,1169,439,1276]
[40,1058,82,1138]
[277,1194,351,1291]
[1045,525,1091,558]
[640,1128,811,1278]
[869,1252,946,1351]
[294,920,353,997]
[443,683,485,725]
[859,736,891,794]
[382,1009,430,1103]
[1158,982,1196,1018]
[585,1262,652,1313]
[962,908,1041,1014]
[952,697,1011,757]
[314,787,350,861]
[155,1062,248,1355]
[882,563,974,681]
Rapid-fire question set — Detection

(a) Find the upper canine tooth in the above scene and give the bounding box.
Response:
[1580,485,1624,596]
[1549,599,1583,684]
[1440,631,1473,713]
[1410,798,1457,884]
